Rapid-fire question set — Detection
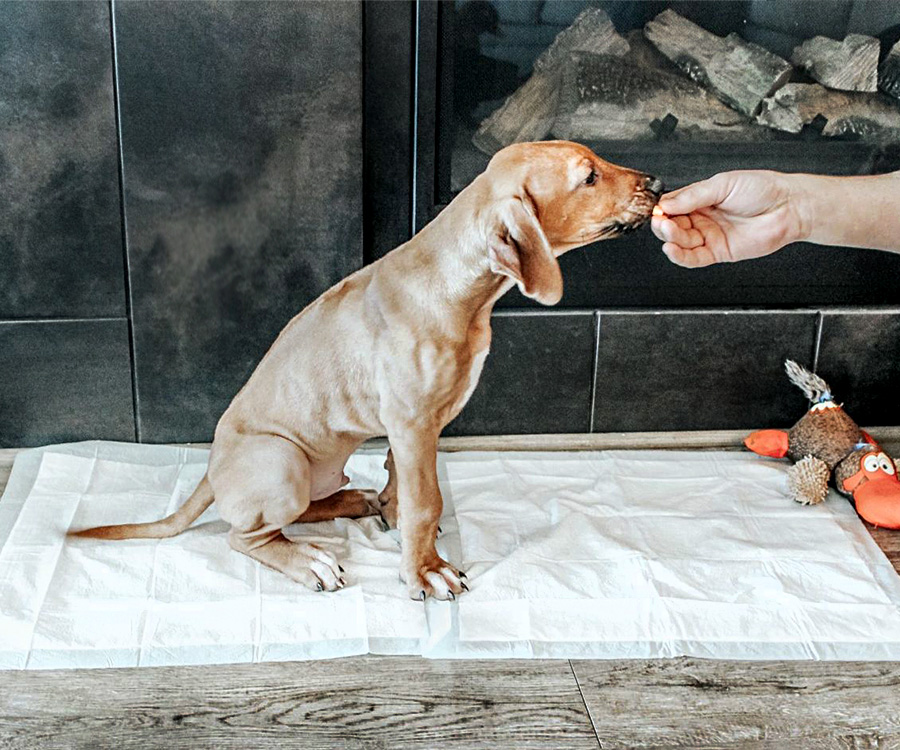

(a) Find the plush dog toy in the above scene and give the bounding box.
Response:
[744,360,900,528]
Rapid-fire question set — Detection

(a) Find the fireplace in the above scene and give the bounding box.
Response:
[366,0,900,308]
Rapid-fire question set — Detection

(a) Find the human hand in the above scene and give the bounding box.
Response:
[651,171,807,268]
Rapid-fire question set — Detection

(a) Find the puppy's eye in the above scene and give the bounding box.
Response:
[584,170,597,186]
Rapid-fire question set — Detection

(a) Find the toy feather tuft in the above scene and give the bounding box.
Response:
[785,360,833,403]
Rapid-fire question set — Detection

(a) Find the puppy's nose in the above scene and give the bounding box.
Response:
[644,175,664,196]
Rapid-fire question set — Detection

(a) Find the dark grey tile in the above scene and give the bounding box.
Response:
[816,312,900,427]
[0,2,125,318]
[444,313,595,436]
[0,320,134,447]
[592,311,818,432]
[114,1,363,442]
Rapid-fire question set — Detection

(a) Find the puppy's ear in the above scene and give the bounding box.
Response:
[488,197,563,306]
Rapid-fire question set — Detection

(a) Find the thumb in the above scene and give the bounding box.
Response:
[658,174,734,215]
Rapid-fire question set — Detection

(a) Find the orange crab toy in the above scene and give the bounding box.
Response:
[744,361,900,529]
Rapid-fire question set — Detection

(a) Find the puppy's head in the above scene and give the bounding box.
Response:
[483,140,662,305]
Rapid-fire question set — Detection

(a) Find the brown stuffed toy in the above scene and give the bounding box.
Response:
[744,360,900,529]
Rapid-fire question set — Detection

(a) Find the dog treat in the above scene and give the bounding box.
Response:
[652,205,666,218]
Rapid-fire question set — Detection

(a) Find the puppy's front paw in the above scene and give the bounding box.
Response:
[402,555,467,601]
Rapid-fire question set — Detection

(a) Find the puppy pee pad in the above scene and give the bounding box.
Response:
[2,442,900,669]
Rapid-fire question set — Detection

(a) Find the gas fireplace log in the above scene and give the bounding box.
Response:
[880,40,900,101]
[643,9,792,117]
[622,28,680,75]
[473,8,628,155]
[791,34,879,92]
[551,51,754,142]
[757,82,900,140]
[471,72,560,155]
[532,6,629,73]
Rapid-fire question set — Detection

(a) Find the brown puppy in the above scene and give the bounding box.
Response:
[71,141,661,600]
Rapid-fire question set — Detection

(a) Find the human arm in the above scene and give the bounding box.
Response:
[651,170,900,268]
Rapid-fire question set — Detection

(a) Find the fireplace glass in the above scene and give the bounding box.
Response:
[427,1,900,307]
[447,0,900,192]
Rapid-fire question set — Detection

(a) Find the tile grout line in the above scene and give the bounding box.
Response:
[410,0,420,236]
[569,660,603,748]
[109,0,142,443]
[589,312,601,433]
[0,317,128,326]
[492,309,595,317]
[812,310,825,374]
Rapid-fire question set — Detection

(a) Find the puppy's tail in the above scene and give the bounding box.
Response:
[785,359,833,404]
[68,474,215,541]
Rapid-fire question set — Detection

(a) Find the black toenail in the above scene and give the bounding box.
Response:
[339,565,345,573]
[339,577,346,587]
[419,590,426,601]
[447,592,455,601]
[459,571,467,579]
[438,525,442,533]
[316,582,324,592]
[461,582,469,591]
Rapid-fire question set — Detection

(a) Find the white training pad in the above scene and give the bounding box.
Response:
[1,441,900,669]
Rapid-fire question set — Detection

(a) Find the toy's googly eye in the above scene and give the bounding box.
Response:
[879,453,895,475]
[864,455,880,472]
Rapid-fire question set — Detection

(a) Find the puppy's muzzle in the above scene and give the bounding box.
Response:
[619,174,665,232]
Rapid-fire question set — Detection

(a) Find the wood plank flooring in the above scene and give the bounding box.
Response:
[2,436,900,749]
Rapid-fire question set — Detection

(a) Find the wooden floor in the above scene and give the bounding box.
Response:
[2,436,900,750]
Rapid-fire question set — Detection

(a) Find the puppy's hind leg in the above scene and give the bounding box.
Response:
[212,436,345,591]
[228,527,345,591]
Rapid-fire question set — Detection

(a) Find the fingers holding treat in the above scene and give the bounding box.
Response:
[661,241,718,269]
[651,209,705,250]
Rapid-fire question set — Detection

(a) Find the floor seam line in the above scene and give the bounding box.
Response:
[569,659,603,748]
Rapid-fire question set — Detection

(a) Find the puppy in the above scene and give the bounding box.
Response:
[72,141,662,600]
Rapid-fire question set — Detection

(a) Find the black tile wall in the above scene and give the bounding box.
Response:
[0,1,124,318]
[444,313,596,436]
[1,4,899,447]
[592,311,819,432]
[0,320,134,448]
[816,312,900,427]
[114,0,364,442]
